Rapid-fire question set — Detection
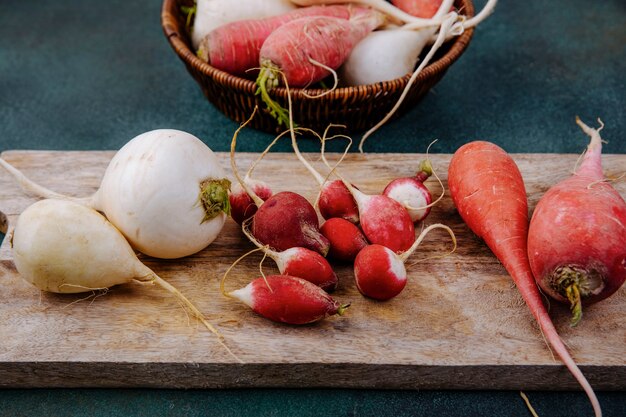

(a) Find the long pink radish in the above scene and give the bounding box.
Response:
[528,118,626,325]
[448,141,601,417]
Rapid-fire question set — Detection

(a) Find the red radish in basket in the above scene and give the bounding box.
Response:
[448,140,602,417]
[391,0,445,18]
[230,111,329,255]
[256,10,386,126]
[354,223,455,300]
[528,118,626,326]
[321,217,369,262]
[197,5,373,76]
[241,220,338,291]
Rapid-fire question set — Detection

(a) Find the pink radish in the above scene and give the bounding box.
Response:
[391,0,446,18]
[225,275,349,324]
[354,223,455,300]
[229,179,272,225]
[528,118,626,326]
[320,217,368,262]
[230,112,329,255]
[241,220,338,291]
[383,159,434,223]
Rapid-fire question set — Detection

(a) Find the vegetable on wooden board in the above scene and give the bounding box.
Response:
[10,199,240,362]
[448,140,602,417]
[0,130,230,259]
[320,217,368,263]
[383,158,435,223]
[354,223,455,300]
[528,118,626,326]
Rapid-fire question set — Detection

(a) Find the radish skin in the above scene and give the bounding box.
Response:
[228,275,348,324]
[448,141,602,417]
[11,199,240,361]
[320,217,368,262]
[383,159,434,223]
[191,0,296,49]
[528,118,626,325]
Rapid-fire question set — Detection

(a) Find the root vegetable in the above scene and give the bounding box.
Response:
[528,118,626,326]
[354,223,455,300]
[230,110,329,256]
[192,1,296,49]
[230,179,272,225]
[391,0,445,18]
[226,275,349,324]
[11,199,239,360]
[383,159,434,223]
[448,140,601,417]
[242,221,338,291]
[320,217,368,262]
[197,4,367,76]
[0,130,230,259]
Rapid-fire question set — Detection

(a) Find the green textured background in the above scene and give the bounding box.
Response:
[0,0,624,416]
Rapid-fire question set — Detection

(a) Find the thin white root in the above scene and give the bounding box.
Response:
[220,243,267,299]
[0,158,92,205]
[520,392,540,417]
[150,273,243,363]
[303,57,338,98]
[399,223,457,262]
[245,128,293,179]
[359,13,460,152]
[230,107,265,207]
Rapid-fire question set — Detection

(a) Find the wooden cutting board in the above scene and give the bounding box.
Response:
[0,150,624,390]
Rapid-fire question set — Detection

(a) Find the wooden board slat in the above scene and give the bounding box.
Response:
[0,150,624,389]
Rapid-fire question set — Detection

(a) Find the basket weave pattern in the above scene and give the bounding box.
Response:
[161,0,475,133]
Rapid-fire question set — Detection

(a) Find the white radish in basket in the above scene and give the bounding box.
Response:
[11,199,240,361]
[191,0,296,49]
[0,130,230,259]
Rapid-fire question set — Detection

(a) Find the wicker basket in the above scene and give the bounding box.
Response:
[161,0,474,134]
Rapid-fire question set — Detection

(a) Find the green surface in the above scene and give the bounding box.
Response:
[0,0,625,416]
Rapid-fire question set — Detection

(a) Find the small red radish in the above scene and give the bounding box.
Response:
[320,217,368,262]
[383,159,434,223]
[242,221,338,291]
[229,179,272,225]
[227,275,349,324]
[354,223,455,300]
[230,112,330,256]
[291,130,358,223]
[528,118,626,326]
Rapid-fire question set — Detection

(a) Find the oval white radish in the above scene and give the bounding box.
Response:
[191,0,296,49]
[11,199,239,360]
[0,130,230,259]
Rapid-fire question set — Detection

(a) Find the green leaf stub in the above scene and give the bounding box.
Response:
[199,178,231,222]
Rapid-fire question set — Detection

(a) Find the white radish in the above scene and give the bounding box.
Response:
[191,0,296,49]
[339,0,453,86]
[11,199,240,361]
[0,130,230,259]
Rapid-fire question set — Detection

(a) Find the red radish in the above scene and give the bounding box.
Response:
[230,113,329,256]
[354,223,455,300]
[229,179,272,225]
[226,275,349,324]
[242,220,338,291]
[256,11,385,125]
[448,140,601,417]
[291,129,359,223]
[196,5,371,76]
[528,118,626,326]
[391,0,445,18]
[383,159,434,223]
[320,217,369,262]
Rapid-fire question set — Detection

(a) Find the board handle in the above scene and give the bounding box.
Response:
[0,209,7,234]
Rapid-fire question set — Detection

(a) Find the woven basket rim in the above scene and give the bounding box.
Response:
[161,0,475,100]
